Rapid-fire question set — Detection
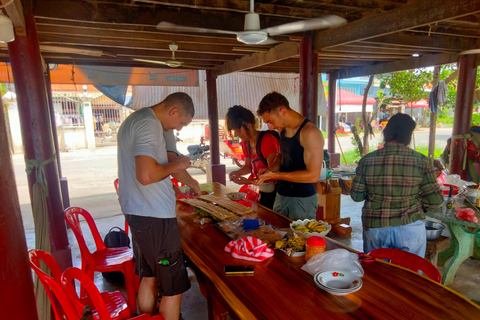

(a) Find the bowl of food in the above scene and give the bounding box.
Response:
[290,219,331,238]
[425,220,445,240]
[225,192,247,201]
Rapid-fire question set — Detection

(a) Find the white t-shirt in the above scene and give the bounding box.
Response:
[117,108,176,218]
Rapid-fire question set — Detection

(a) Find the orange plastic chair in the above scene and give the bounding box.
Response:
[64,207,137,314]
[367,248,441,283]
[29,249,131,320]
[29,250,79,320]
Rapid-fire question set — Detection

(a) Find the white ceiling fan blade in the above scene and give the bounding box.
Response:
[133,58,169,65]
[156,22,236,35]
[265,15,347,36]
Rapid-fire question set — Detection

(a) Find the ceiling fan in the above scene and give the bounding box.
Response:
[133,43,200,68]
[156,0,347,45]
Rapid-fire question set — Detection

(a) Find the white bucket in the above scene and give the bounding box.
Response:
[319,161,327,180]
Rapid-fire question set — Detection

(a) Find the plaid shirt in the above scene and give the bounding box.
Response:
[350,142,443,229]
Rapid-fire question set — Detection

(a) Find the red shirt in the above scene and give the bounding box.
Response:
[240,132,280,178]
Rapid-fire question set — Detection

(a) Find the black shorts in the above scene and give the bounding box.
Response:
[124,214,191,296]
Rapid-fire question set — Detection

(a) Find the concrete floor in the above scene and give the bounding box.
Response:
[16,137,479,318]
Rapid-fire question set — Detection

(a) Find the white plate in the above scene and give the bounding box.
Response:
[280,249,306,257]
[225,192,247,201]
[314,271,362,295]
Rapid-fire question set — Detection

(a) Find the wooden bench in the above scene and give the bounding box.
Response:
[425,236,451,266]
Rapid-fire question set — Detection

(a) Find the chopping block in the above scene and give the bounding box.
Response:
[315,179,352,238]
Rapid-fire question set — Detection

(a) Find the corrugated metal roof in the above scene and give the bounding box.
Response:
[128,71,329,120]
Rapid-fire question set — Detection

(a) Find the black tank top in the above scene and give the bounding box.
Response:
[277,119,316,197]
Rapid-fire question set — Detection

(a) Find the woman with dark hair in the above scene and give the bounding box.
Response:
[226,105,280,209]
[350,113,443,257]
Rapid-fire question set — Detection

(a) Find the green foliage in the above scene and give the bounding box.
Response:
[344,145,445,164]
[380,69,431,104]
[436,109,454,125]
[472,113,480,127]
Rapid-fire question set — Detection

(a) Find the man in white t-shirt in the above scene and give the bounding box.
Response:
[117,92,194,319]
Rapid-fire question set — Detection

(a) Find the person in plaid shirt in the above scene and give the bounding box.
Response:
[350,113,443,257]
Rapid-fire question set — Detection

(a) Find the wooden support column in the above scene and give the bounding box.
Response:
[428,66,441,159]
[7,15,71,269]
[205,70,226,185]
[449,54,477,179]
[0,94,38,319]
[299,36,318,123]
[327,73,337,153]
[45,64,62,177]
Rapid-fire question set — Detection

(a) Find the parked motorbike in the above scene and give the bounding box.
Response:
[186,136,210,172]
[220,138,245,168]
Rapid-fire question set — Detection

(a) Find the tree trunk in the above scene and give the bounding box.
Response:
[361,76,374,156]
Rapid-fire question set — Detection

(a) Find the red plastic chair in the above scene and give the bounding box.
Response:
[61,267,164,320]
[64,207,137,314]
[367,248,441,283]
[29,250,79,320]
[29,250,131,320]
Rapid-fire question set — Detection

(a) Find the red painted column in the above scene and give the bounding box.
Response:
[449,54,477,179]
[205,70,226,185]
[7,15,71,270]
[299,36,318,123]
[0,95,39,318]
[327,73,337,153]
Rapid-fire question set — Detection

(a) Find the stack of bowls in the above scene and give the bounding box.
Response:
[314,271,363,296]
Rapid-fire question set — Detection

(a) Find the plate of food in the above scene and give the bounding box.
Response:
[275,233,306,257]
[225,192,247,201]
[290,219,331,238]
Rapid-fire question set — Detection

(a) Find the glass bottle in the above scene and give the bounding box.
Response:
[442,186,454,217]
[476,186,480,208]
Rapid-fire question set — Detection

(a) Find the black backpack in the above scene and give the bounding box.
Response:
[247,130,280,166]
[102,227,131,281]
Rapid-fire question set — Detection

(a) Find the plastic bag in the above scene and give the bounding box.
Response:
[455,207,479,223]
[301,248,364,277]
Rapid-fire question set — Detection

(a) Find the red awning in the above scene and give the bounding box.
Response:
[406,99,429,108]
[327,89,377,106]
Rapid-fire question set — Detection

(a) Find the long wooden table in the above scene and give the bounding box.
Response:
[177,183,480,320]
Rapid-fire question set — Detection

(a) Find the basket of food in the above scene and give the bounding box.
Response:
[290,219,331,238]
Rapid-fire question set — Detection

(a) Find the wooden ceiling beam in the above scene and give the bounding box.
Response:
[313,0,480,50]
[2,0,26,36]
[212,42,300,77]
[88,0,333,20]
[298,0,403,11]
[35,23,244,47]
[361,33,479,52]
[335,52,458,79]
[37,34,245,56]
[31,0,326,32]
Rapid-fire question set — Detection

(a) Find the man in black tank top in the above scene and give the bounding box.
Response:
[255,92,324,220]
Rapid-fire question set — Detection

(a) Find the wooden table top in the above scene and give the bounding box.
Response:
[176,183,480,320]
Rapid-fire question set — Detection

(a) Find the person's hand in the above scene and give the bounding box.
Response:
[229,170,239,181]
[230,176,250,185]
[188,185,202,199]
[255,169,274,185]
[173,155,191,172]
